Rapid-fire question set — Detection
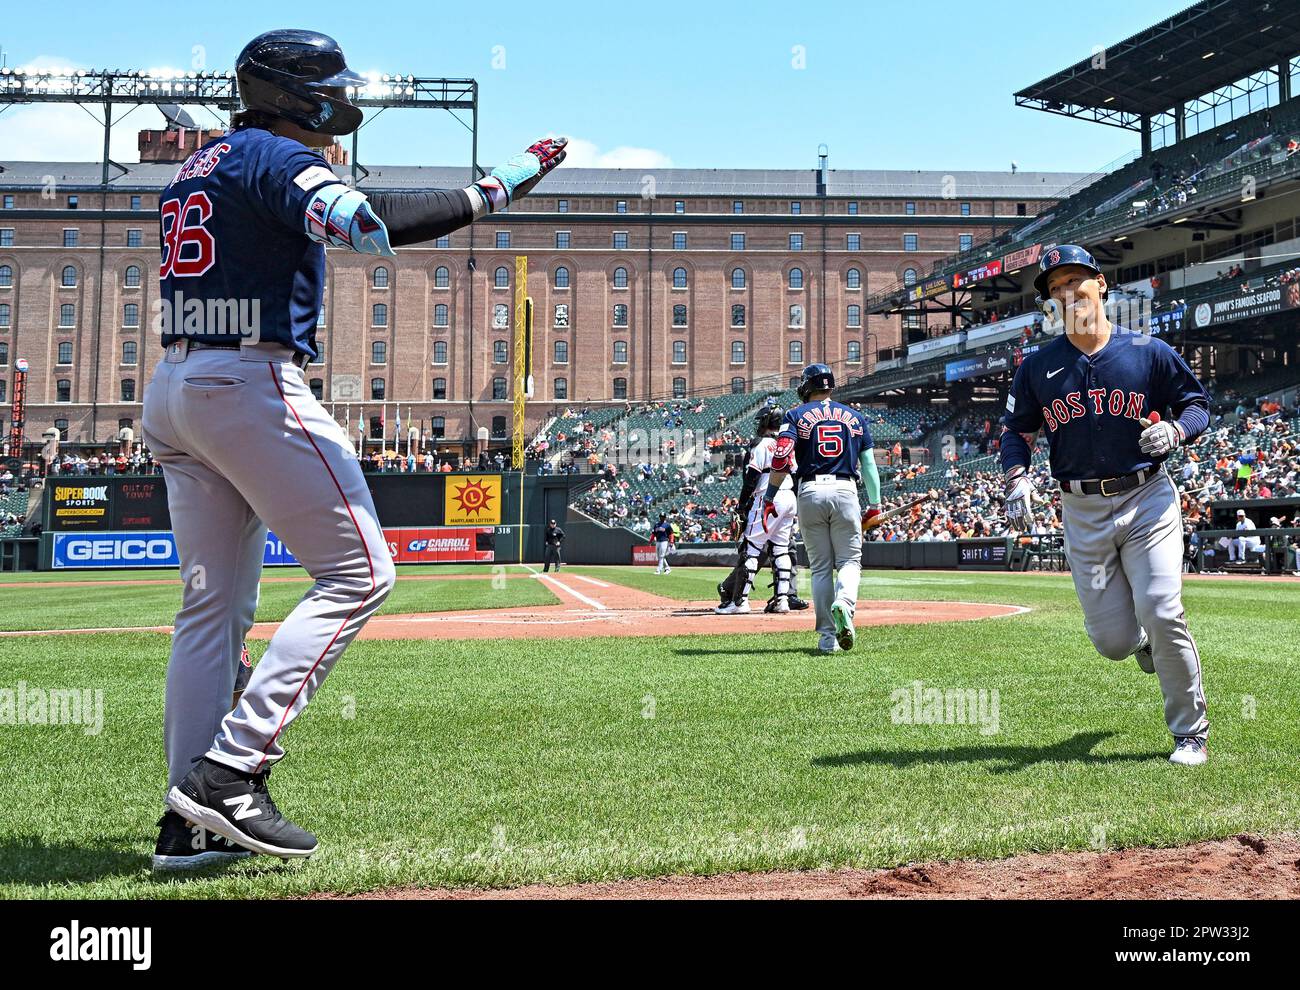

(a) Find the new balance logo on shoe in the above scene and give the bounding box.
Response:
[223,794,261,821]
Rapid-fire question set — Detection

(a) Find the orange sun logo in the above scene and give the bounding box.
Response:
[451,478,495,517]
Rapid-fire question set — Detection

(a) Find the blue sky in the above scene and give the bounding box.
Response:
[1,0,1173,173]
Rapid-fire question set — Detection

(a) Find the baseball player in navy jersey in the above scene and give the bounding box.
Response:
[764,364,881,653]
[1000,245,1210,766]
[716,405,796,614]
[143,28,566,868]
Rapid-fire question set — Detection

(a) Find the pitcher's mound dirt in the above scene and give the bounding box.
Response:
[319,834,1300,899]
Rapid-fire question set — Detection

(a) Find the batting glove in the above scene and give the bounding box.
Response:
[862,506,883,531]
[1004,467,1035,526]
[762,498,778,532]
[474,137,568,213]
[1139,416,1184,457]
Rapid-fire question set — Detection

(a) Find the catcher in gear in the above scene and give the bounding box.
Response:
[717,543,810,612]
[716,405,799,614]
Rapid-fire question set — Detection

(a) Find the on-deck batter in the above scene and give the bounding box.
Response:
[765,364,882,654]
[1000,245,1210,766]
[145,28,566,867]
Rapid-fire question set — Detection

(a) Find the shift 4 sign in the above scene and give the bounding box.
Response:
[52,484,110,529]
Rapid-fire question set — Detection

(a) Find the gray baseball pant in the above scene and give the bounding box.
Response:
[1061,471,1208,740]
[142,341,395,790]
[797,479,862,648]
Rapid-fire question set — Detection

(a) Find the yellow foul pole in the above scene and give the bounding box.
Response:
[513,255,531,563]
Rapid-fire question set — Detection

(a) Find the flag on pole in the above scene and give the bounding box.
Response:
[394,405,401,452]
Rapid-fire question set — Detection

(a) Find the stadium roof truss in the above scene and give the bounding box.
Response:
[1013,0,1300,131]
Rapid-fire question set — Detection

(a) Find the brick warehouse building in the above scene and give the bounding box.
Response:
[0,147,1086,456]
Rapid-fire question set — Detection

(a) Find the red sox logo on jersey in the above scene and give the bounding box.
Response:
[1042,389,1147,432]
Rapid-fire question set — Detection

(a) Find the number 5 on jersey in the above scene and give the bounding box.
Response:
[160,191,217,278]
[816,423,843,457]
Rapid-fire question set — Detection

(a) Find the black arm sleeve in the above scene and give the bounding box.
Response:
[367,189,475,247]
[737,466,762,513]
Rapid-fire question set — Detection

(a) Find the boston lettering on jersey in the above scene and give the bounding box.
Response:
[1042,388,1147,432]
[1001,328,1209,481]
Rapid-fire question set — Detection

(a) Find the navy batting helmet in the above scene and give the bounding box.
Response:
[797,363,835,402]
[1033,244,1103,298]
[236,29,367,136]
[755,405,784,435]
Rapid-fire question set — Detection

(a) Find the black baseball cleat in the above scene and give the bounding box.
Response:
[167,757,318,860]
[716,581,729,607]
[789,595,810,611]
[151,810,252,872]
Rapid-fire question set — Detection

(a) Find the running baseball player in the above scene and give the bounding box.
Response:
[764,364,881,653]
[144,28,566,868]
[1000,245,1210,766]
[716,405,797,613]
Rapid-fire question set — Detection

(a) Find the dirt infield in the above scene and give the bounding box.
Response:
[0,572,1027,640]
[243,575,1026,641]
[317,833,1300,900]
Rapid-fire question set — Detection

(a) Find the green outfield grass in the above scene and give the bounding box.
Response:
[1,567,1296,899]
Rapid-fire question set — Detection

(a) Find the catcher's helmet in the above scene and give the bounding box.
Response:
[1033,244,1103,298]
[235,29,367,136]
[755,405,784,435]
[797,363,835,402]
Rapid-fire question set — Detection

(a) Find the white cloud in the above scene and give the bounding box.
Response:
[559,137,673,170]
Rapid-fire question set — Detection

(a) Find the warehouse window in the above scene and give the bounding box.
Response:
[54,418,69,439]
[60,303,75,327]
[433,378,447,400]
[905,202,916,215]
[58,341,73,364]
[847,340,862,363]
[61,265,77,287]
[732,201,743,214]
[431,416,445,437]
[616,200,627,214]
[731,267,746,288]
[0,305,8,328]
[124,265,141,287]
[731,304,745,327]
[435,235,450,248]
[63,229,79,247]
[123,303,139,327]
[496,231,510,249]
[613,377,628,398]
[433,340,448,364]
[961,202,971,216]
[491,416,506,440]
[788,340,803,364]
[674,201,685,214]
[371,378,385,400]
[903,268,918,286]
[613,304,628,327]
[121,378,136,402]
[372,303,387,327]
[731,233,745,251]
[557,200,569,213]
[613,340,628,363]
[554,340,568,364]
[672,304,687,327]
[553,377,567,399]
[789,233,803,251]
[434,266,450,288]
[959,234,973,252]
[126,229,142,248]
[373,266,389,288]
[371,340,386,364]
[555,266,570,288]
[847,304,861,327]
[731,340,745,364]
[0,265,11,287]
[122,341,137,365]
[494,340,507,364]
[731,377,746,394]
[789,304,804,327]
[672,267,687,288]
[904,234,918,251]
[846,234,860,251]
[495,266,509,288]
[493,377,507,400]
[309,378,323,399]
[555,231,570,249]
[614,232,628,250]
[672,377,686,398]
[846,267,862,290]
[612,266,627,288]
[57,380,72,402]
[434,303,448,326]
[788,268,803,289]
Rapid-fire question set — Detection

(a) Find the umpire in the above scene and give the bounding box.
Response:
[543,518,565,571]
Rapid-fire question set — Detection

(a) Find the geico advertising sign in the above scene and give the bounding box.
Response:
[53,532,300,569]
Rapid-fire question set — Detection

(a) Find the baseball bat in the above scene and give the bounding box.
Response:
[863,489,938,532]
